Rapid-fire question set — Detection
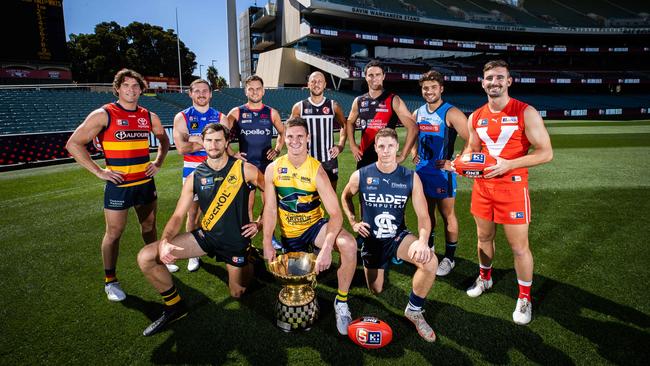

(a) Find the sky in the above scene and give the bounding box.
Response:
[63,0,260,85]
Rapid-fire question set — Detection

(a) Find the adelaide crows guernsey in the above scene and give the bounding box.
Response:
[471,98,531,183]
[181,106,222,180]
[97,102,152,187]
[356,91,399,167]
[273,155,324,238]
[194,157,251,248]
[415,102,457,173]
[359,164,413,239]
[236,104,273,170]
[300,97,335,163]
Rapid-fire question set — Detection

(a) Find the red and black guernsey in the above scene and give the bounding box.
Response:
[97,102,153,187]
[356,91,399,168]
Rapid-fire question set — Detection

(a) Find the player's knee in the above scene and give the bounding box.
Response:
[137,244,158,270]
[477,232,496,243]
[139,220,156,235]
[337,231,357,257]
[368,283,383,294]
[511,244,531,258]
[230,287,246,299]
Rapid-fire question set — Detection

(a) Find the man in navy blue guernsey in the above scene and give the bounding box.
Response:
[172,79,227,273]
[225,75,284,247]
[412,70,469,277]
[342,128,438,342]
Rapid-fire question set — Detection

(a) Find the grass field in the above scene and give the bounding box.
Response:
[1,120,649,365]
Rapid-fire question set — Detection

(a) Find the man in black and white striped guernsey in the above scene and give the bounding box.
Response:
[291,71,348,190]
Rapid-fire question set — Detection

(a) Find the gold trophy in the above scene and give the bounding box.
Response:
[268,252,319,332]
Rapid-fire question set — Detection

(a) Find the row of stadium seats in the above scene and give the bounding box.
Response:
[1,88,648,135]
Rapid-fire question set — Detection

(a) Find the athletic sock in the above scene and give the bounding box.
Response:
[407,290,425,312]
[428,232,435,249]
[479,264,492,281]
[160,285,182,307]
[104,268,117,284]
[444,241,457,261]
[517,279,532,301]
[335,290,348,305]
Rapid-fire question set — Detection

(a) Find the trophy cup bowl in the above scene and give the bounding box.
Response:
[268,252,319,331]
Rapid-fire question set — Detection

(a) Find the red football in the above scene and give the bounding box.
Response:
[452,152,497,178]
[347,317,393,349]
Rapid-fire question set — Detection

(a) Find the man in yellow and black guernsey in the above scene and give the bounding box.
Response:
[262,117,357,336]
[137,123,265,336]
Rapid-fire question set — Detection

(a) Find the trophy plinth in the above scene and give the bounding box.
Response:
[268,252,319,332]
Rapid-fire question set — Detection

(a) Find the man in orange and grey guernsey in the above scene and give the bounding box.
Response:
[66,68,170,303]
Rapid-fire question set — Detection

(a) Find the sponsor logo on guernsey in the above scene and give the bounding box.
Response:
[418,124,440,132]
[260,113,270,119]
[117,119,129,126]
[241,128,271,136]
[470,154,485,163]
[114,130,149,140]
[477,118,488,127]
[361,101,369,107]
[502,116,518,124]
[232,256,245,264]
[242,113,252,119]
[322,106,330,114]
[137,117,148,128]
[300,176,311,183]
[363,193,408,206]
[304,108,313,114]
[201,177,214,186]
[200,117,206,121]
[510,211,525,219]
[391,182,407,189]
[375,108,388,112]
[367,177,380,185]
[189,116,197,122]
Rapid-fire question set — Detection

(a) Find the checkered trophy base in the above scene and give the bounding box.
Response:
[275,290,319,332]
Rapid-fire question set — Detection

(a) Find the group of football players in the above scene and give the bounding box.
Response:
[66,58,552,339]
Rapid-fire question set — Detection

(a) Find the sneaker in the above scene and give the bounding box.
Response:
[104,281,126,302]
[404,308,436,342]
[391,255,403,265]
[187,257,200,272]
[512,297,532,325]
[436,258,455,277]
[271,236,283,250]
[166,263,179,273]
[466,276,493,298]
[334,301,352,335]
[143,303,189,336]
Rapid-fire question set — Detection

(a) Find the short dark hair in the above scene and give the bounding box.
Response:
[112,69,146,97]
[364,60,385,74]
[483,60,509,73]
[190,79,212,92]
[201,123,229,140]
[419,70,444,87]
[244,75,264,86]
[285,117,309,134]
[375,127,398,142]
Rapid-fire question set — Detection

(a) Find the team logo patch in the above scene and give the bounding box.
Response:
[137,117,148,128]
[502,116,518,124]
[242,113,252,119]
[322,106,330,114]
[366,177,380,185]
[232,256,245,264]
[190,122,199,130]
[117,119,129,126]
[227,174,237,184]
[189,116,197,122]
[470,154,485,163]
[477,118,488,127]
[361,101,369,107]
[510,211,525,219]
[278,167,288,174]
[303,108,313,114]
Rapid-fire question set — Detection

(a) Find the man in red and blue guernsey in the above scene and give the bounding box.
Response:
[66,69,170,303]
[171,79,227,273]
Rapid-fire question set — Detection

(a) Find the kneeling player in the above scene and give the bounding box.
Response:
[262,117,357,335]
[342,128,438,342]
[137,123,264,336]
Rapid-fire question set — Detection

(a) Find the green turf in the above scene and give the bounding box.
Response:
[1,120,649,365]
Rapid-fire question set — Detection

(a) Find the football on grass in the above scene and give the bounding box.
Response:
[347,317,393,349]
[452,152,497,178]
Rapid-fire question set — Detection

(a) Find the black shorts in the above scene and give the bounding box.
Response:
[359,229,411,269]
[281,218,329,253]
[321,158,339,181]
[356,149,378,170]
[104,179,157,210]
[192,228,251,267]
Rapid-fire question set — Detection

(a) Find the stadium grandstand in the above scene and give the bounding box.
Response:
[1,0,649,169]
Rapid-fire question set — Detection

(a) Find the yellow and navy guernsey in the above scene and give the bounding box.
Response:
[97,102,153,187]
[273,155,324,239]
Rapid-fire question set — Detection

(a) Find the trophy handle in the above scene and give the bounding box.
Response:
[311,276,317,289]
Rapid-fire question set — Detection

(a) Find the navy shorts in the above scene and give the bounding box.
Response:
[281,218,329,253]
[104,179,157,210]
[321,158,339,181]
[192,228,251,267]
[417,170,457,199]
[360,229,411,269]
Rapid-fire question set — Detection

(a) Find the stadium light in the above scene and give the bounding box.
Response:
[199,64,205,79]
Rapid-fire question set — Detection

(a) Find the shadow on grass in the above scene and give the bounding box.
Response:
[428,257,650,365]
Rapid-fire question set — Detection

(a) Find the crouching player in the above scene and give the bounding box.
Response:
[137,123,265,336]
[342,128,438,342]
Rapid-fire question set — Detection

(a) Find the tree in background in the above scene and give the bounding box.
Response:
[68,21,196,83]
[206,66,228,90]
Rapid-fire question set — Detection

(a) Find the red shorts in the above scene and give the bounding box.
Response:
[470,180,531,224]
